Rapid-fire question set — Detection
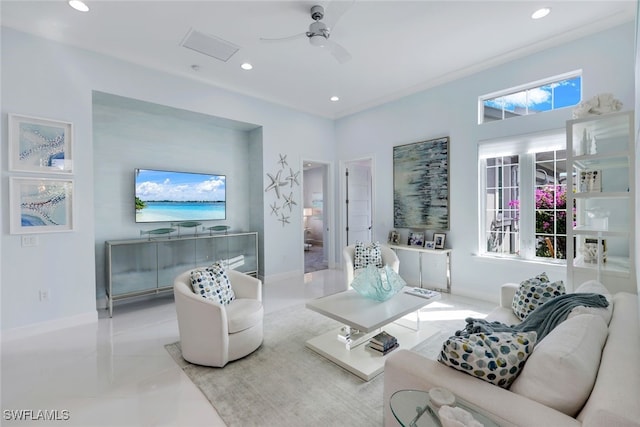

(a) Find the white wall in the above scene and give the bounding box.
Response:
[1,28,336,333]
[335,23,636,302]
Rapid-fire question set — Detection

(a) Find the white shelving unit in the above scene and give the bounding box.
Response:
[105,231,258,317]
[566,110,635,293]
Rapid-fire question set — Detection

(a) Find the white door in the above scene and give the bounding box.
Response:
[346,161,372,244]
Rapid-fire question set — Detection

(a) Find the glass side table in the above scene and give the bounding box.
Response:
[390,389,499,427]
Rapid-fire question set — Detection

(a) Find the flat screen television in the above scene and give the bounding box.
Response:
[135,168,226,223]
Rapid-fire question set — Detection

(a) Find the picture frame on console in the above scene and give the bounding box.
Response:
[434,233,446,249]
[388,230,400,245]
[425,241,436,250]
[408,231,425,247]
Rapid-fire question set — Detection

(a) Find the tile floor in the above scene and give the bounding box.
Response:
[1,269,494,427]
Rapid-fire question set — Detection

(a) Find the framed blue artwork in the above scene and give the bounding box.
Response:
[8,114,73,174]
[393,136,450,230]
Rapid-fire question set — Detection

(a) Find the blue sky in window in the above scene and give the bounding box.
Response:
[485,76,581,112]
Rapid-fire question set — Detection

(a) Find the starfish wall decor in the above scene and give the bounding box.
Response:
[265,153,301,227]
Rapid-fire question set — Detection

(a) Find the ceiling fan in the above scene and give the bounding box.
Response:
[260,2,353,64]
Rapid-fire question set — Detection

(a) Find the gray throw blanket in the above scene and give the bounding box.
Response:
[455,293,609,343]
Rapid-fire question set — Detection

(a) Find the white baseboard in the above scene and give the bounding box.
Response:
[1,311,98,342]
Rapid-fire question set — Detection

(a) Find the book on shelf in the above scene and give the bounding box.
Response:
[369,330,397,348]
[404,287,440,299]
[366,342,399,356]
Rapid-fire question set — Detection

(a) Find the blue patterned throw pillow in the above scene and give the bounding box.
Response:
[438,331,537,388]
[512,273,565,320]
[354,241,383,270]
[189,262,236,305]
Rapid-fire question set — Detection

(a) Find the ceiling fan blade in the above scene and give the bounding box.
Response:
[260,32,306,43]
[323,0,355,30]
[325,39,352,64]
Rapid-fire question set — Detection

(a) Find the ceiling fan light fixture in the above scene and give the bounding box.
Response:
[68,0,89,12]
[531,7,551,19]
[309,35,326,47]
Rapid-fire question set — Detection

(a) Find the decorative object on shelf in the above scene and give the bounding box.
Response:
[425,241,436,250]
[579,170,602,192]
[265,153,301,227]
[434,232,446,249]
[586,208,610,230]
[583,238,607,264]
[572,93,623,119]
[140,227,176,240]
[172,221,201,237]
[388,230,399,245]
[205,225,230,235]
[408,231,425,247]
[8,113,73,174]
[9,177,74,234]
[393,136,449,230]
[350,265,407,301]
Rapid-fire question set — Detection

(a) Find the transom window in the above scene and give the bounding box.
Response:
[479,72,582,124]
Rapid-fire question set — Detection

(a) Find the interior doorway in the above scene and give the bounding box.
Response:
[303,161,330,273]
[344,158,373,245]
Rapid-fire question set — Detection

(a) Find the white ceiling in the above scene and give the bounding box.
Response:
[1,1,636,119]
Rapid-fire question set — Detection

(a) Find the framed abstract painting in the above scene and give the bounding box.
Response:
[8,114,73,174]
[10,177,74,234]
[393,136,450,230]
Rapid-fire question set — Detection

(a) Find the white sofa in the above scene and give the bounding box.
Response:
[383,283,640,427]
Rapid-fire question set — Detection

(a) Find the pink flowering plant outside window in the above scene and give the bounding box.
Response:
[534,185,571,259]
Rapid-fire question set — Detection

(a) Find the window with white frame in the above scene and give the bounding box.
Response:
[479,132,568,262]
[479,72,582,124]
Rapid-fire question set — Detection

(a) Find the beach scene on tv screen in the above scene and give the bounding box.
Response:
[135,169,226,222]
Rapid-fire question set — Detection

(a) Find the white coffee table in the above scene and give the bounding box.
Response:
[305,289,440,381]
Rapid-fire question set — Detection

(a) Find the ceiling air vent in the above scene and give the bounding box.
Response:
[180,29,239,62]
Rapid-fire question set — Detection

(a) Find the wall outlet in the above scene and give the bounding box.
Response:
[39,289,50,302]
[21,235,38,247]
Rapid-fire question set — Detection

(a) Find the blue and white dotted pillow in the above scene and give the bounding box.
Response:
[512,273,565,320]
[438,331,537,388]
[354,241,383,270]
[189,262,235,305]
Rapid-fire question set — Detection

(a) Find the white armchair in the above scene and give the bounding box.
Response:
[343,244,400,290]
[174,268,264,367]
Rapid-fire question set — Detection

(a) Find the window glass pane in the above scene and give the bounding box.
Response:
[554,76,581,108]
[485,155,519,256]
[480,74,581,123]
[534,150,567,260]
[527,85,552,113]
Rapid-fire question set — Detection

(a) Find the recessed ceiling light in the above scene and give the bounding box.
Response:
[241,62,253,70]
[191,64,201,71]
[531,7,551,19]
[68,0,89,12]
[330,96,340,102]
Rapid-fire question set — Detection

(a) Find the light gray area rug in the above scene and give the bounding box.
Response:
[165,303,477,427]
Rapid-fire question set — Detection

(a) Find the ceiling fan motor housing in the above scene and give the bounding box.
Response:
[310,5,324,21]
